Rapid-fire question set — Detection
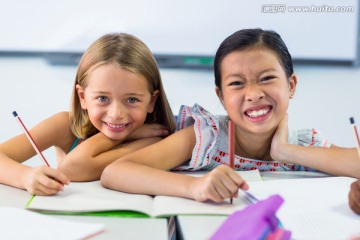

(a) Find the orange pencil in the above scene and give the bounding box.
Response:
[228,118,235,204]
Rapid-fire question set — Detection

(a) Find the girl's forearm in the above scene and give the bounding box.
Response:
[101,161,195,199]
[58,133,120,180]
[277,145,360,178]
[0,157,30,190]
[59,137,163,181]
[70,133,120,158]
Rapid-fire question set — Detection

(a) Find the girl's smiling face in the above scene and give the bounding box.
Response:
[76,64,158,140]
[216,48,297,137]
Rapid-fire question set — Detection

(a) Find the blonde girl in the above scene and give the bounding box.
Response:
[0,33,175,195]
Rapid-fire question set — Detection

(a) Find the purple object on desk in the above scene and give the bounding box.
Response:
[210,194,291,240]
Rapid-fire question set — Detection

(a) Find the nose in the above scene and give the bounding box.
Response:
[245,84,265,102]
[107,102,127,120]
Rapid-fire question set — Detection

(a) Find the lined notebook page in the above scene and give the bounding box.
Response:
[1,207,104,240]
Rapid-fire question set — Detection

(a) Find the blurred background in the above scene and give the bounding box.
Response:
[0,0,359,166]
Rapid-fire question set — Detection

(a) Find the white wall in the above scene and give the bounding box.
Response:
[0,0,358,62]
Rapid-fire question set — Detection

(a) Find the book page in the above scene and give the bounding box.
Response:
[248,177,355,211]
[247,177,360,239]
[1,207,104,239]
[153,193,252,217]
[27,181,155,216]
[176,169,263,182]
[282,210,360,239]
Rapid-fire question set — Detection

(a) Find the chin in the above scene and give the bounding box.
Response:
[104,132,126,141]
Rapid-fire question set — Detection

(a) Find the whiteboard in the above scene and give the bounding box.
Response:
[0,0,358,65]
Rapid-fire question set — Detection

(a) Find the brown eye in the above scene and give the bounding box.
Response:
[261,76,275,82]
[229,81,243,86]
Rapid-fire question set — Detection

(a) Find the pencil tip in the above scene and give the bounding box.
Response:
[350,117,355,124]
[12,111,18,117]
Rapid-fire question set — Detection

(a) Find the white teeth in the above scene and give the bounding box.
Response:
[106,123,126,128]
[246,107,270,118]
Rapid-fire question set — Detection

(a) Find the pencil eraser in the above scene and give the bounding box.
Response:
[350,117,355,124]
[12,111,18,117]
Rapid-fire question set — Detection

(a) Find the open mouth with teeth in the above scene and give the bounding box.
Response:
[245,106,272,120]
[104,122,128,130]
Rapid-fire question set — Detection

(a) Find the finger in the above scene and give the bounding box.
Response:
[351,181,360,207]
[219,174,240,197]
[225,169,249,191]
[206,185,224,203]
[349,191,360,214]
[45,168,70,185]
[153,128,169,137]
[28,178,61,196]
[239,181,249,190]
[213,183,232,200]
[33,185,60,196]
[210,175,237,200]
[150,124,170,135]
[38,174,66,193]
[208,166,239,200]
[152,123,168,129]
[146,123,168,131]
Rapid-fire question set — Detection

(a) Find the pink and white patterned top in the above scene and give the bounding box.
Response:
[174,104,331,172]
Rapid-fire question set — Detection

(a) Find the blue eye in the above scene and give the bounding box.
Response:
[127,97,138,104]
[97,96,109,103]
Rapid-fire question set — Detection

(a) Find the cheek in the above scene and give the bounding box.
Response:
[224,92,242,109]
[86,107,102,121]
[274,91,290,112]
[131,107,149,122]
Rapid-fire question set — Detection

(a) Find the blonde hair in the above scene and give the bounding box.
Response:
[69,33,176,139]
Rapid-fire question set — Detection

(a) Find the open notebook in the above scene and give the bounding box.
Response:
[247,176,360,239]
[26,170,262,218]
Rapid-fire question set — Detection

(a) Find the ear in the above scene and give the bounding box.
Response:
[76,84,87,110]
[147,90,159,113]
[215,87,225,109]
[288,74,297,99]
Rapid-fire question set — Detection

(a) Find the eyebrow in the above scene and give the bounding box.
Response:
[225,68,278,80]
[256,68,277,77]
[124,93,146,97]
[91,91,145,96]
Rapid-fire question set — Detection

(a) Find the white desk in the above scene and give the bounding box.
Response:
[1,171,357,240]
[0,184,169,240]
[176,171,359,240]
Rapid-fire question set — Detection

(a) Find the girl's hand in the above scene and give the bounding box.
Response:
[349,179,360,214]
[22,166,70,195]
[130,124,169,140]
[270,113,289,161]
[190,165,249,203]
